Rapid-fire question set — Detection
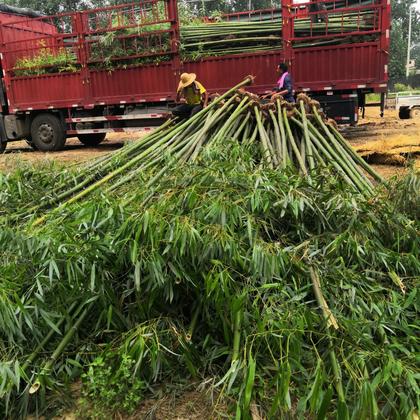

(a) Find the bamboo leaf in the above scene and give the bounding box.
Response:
[243,353,257,413]
[317,385,333,420]
[308,360,324,412]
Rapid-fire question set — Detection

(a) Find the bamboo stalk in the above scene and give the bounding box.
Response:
[277,100,288,168]
[282,108,308,175]
[232,112,251,141]
[255,107,273,169]
[292,116,357,188]
[189,96,240,161]
[309,267,339,330]
[29,305,91,394]
[309,267,345,406]
[268,109,282,161]
[301,113,372,193]
[22,302,78,373]
[299,100,315,171]
[232,309,242,362]
[328,121,385,184]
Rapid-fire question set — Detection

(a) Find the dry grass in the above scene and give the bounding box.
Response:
[33,387,228,420]
[353,135,420,154]
[352,134,420,167]
[130,389,227,420]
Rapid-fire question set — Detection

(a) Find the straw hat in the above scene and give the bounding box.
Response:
[177,73,196,91]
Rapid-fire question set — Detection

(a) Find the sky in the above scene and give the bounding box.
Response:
[416,0,420,12]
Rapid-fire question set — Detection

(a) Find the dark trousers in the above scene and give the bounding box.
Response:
[172,103,203,119]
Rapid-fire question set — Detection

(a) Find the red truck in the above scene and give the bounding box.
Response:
[0,0,390,152]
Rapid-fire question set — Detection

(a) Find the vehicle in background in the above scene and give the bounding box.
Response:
[394,91,420,119]
[0,0,391,152]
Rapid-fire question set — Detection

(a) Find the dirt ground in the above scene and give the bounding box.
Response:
[342,107,420,177]
[0,132,131,172]
[34,386,228,420]
[1,107,419,177]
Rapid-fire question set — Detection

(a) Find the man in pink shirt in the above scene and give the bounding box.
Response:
[273,63,295,103]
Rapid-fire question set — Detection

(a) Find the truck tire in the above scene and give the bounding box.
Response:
[30,113,66,151]
[398,108,410,120]
[409,107,420,119]
[0,140,6,153]
[78,133,106,147]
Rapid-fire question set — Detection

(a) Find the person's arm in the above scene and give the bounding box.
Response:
[202,90,209,107]
[176,89,186,103]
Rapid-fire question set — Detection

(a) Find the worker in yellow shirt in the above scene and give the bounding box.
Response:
[172,73,209,119]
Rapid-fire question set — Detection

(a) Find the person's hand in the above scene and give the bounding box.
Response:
[179,98,187,104]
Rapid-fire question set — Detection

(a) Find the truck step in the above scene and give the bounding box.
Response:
[67,127,156,135]
[65,113,167,123]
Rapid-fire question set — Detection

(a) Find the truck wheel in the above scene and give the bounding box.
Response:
[78,133,106,147]
[31,113,66,151]
[398,108,410,120]
[409,107,420,119]
[0,141,6,153]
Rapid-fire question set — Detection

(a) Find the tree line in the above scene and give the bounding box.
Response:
[5,0,280,14]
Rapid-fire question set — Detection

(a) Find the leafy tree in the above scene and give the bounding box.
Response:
[6,0,95,15]
[12,0,283,13]
[390,21,408,81]
[178,0,280,15]
[389,0,420,82]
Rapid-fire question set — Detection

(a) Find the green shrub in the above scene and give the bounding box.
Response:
[79,353,146,417]
[366,93,380,103]
[393,83,413,92]
[13,41,78,77]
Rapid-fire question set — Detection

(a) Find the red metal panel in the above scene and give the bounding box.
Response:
[89,63,176,104]
[0,12,59,82]
[0,12,57,41]
[8,72,84,111]
[0,13,65,69]
[183,51,283,94]
[293,42,382,90]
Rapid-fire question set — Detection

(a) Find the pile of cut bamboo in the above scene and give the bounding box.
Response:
[9,77,384,227]
[0,78,418,420]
